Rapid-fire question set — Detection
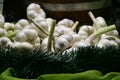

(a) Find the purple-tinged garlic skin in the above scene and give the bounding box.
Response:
[78,25,94,40]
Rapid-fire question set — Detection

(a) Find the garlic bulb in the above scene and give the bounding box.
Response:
[97,38,118,48]
[78,25,96,44]
[41,37,48,51]
[12,42,33,49]
[0,37,11,45]
[0,14,5,28]
[17,19,29,27]
[22,42,33,49]
[0,28,7,37]
[54,25,73,36]
[27,3,46,19]
[93,16,107,30]
[71,33,81,43]
[14,23,23,30]
[54,34,73,52]
[105,30,119,38]
[46,18,54,31]
[30,23,45,38]
[15,32,28,42]
[22,28,38,42]
[57,18,74,28]
[4,22,15,30]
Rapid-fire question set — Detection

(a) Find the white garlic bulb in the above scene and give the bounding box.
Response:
[0,37,11,45]
[12,42,33,49]
[54,34,73,52]
[17,19,29,27]
[57,18,74,28]
[0,14,5,28]
[93,16,107,30]
[27,3,46,19]
[4,22,15,30]
[0,28,7,37]
[22,28,38,42]
[15,32,28,42]
[41,37,48,51]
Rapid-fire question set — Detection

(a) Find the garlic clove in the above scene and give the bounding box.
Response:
[57,18,74,28]
[33,37,41,43]
[30,23,48,38]
[12,42,23,49]
[78,25,94,35]
[0,28,7,37]
[54,37,70,52]
[78,30,89,40]
[22,29,38,42]
[93,16,107,30]
[71,34,81,43]
[17,19,29,27]
[27,10,38,19]
[106,30,119,37]
[22,42,33,49]
[4,22,15,30]
[15,32,28,42]
[14,23,23,30]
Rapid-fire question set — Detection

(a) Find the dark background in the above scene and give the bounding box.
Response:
[3,0,119,24]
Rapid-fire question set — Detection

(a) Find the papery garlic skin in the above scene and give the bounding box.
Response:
[41,37,48,51]
[4,22,15,30]
[12,42,33,49]
[93,16,107,30]
[54,34,73,52]
[15,32,28,42]
[17,19,29,27]
[22,28,38,42]
[71,34,81,43]
[30,23,48,38]
[72,40,91,48]
[0,28,7,37]
[14,23,23,30]
[0,37,11,45]
[79,25,94,35]
[97,38,118,48]
[27,3,46,19]
[0,14,5,28]
[57,18,74,28]
[22,42,33,49]
[105,30,119,38]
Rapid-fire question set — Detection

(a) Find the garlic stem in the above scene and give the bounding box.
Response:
[88,11,101,30]
[31,19,49,36]
[47,20,56,52]
[86,25,116,43]
[71,21,79,31]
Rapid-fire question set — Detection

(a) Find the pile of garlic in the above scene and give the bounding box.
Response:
[0,3,119,54]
